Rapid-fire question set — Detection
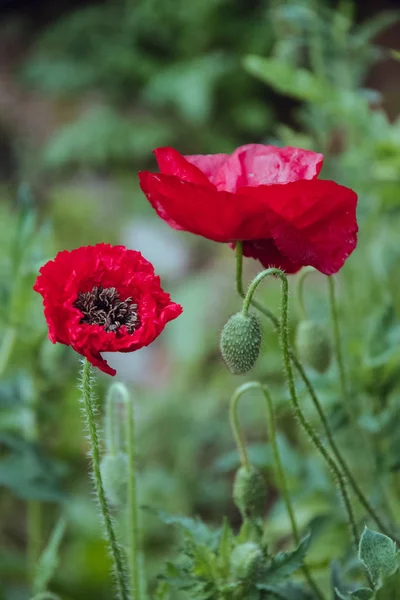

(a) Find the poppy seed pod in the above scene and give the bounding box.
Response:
[220,313,262,374]
[230,542,265,584]
[233,465,267,519]
[100,452,129,506]
[295,320,332,374]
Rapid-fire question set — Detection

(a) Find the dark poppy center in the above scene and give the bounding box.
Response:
[73,285,140,334]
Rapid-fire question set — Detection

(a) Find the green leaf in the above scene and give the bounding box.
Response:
[359,527,398,585]
[352,589,375,600]
[336,589,375,600]
[217,517,234,574]
[33,515,67,594]
[142,506,218,546]
[243,56,332,104]
[257,533,311,586]
[260,582,314,599]
[375,569,400,600]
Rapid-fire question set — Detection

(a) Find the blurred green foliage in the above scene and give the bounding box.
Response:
[1,0,400,599]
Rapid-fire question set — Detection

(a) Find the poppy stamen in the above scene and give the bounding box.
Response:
[74,286,140,333]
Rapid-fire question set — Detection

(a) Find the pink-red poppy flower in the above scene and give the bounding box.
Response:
[34,244,182,376]
[138,144,358,274]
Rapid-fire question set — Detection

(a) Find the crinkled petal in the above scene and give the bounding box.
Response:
[211,144,324,192]
[154,147,213,187]
[240,179,358,275]
[34,243,182,375]
[139,171,271,242]
[184,152,230,184]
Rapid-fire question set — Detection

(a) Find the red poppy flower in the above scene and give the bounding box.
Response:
[34,244,182,376]
[139,145,358,275]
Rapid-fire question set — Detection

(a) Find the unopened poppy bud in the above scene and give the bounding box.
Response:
[220,312,262,374]
[233,465,267,519]
[100,452,129,506]
[295,320,332,374]
[230,542,264,583]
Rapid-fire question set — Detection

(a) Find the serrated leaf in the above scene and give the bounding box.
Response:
[217,517,234,574]
[359,527,397,585]
[257,533,311,586]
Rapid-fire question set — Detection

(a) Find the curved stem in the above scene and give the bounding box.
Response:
[296,267,315,320]
[235,248,396,540]
[229,386,251,469]
[79,359,129,600]
[123,388,142,600]
[242,268,359,548]
[229,381,324,600]
[236,243,279,328]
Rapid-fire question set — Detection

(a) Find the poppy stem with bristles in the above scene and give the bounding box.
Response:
[79,359,130,600]
[239,261,359,549]
[236,244,398,542]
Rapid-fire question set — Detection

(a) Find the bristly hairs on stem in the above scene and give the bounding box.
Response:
[241,267,359,549]
[229,381,325,600]
[78,359,130,600]
[235,243,399,543]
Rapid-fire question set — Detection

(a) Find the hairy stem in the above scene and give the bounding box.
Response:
[242,268,359,548]
[236,246,397,541]
[79,359,129,600]
[229,382,325,599]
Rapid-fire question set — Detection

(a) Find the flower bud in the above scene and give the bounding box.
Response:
[220,313,262,374]
[100,452,129,506]
[233,465,267,519]
[230,542,264,583]
[295,320,332,374]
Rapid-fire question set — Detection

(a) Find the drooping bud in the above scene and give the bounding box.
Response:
[233,465,267,519]
[295,320,332,374]
[220,312,262,374]
[230,542,265,583]
[100,452,129,506]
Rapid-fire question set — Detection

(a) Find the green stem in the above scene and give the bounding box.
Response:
[327,276,348,403]
[229,386,251,469]
[291,352,398,543]
[296,267,315,320]
[229,382,324,600]
[236,242,279,328]
[235,246,396,540]
[79,360,129,600]
[123,387,141,600]
[242,268,359,549]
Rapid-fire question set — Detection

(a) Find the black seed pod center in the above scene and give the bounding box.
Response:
[73,286,140,334]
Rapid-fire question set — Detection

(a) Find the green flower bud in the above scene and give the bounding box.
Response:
[100,452,129,506]
[295,320,332,373]
[233,465,267,519]
[220,312,262,374]
[230,542,264,583]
